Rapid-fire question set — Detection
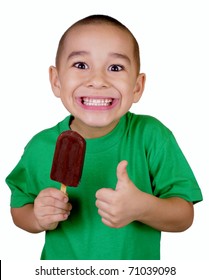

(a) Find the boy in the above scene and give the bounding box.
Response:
[6,14,202,260]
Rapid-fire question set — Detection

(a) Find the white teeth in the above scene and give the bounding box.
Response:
[82,97,113,106]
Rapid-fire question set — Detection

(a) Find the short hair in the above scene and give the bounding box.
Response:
[55,14,140,72]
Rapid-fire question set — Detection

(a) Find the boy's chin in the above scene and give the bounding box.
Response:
[82,120,115,129]
[79,116,120,130]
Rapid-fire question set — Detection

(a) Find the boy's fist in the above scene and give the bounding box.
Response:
[34,188,72,231]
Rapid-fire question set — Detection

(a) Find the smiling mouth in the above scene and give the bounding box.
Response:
[81,97,113,107]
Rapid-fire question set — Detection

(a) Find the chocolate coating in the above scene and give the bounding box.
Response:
[50,130,86,187]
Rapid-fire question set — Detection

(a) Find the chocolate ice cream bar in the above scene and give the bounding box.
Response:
[50,130,86,193]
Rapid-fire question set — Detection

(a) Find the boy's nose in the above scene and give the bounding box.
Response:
[86,70,109,89]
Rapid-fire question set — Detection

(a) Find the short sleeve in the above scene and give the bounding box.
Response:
[149,133,203,203]
[6,159,36,207]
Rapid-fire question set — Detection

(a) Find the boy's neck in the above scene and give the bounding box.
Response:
[70,118,120,139]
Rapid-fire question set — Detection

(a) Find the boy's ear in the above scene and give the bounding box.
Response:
[49,66,61,97]
[133,73,146,103]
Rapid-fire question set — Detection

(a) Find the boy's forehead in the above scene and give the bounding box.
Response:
[62,23,134,55]
[65,23,133,46]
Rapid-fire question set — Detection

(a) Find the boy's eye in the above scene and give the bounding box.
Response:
[109,64,123,71]
[73,62,88,69]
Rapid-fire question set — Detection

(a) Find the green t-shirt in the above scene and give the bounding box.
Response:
[6,112,203,260]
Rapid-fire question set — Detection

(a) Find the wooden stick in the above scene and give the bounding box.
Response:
[60,183,67,194]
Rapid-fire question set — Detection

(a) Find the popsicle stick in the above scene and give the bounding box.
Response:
[60,183,67,194]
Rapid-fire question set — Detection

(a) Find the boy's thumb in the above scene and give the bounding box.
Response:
[116,160,130,189]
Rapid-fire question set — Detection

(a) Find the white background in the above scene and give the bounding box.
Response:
[0,0,208,270]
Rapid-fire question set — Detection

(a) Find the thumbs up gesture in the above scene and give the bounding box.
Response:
[96,160,144,228]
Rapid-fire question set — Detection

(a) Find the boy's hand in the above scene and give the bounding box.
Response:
[96,160,144,228]
[34,188,72,231]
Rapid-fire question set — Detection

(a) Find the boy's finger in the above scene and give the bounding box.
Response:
[39,187,69,202]
[96,188,115,203]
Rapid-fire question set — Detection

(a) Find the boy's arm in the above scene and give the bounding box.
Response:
[134,195,193,232]
[11,188,72,233]
[96,161,194,231]
[11,204,46,233]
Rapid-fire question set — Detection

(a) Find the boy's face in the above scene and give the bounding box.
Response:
[50,23,145,138]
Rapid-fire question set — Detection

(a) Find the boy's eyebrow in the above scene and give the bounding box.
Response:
[67,51,89,60]
[109,52,131,64]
